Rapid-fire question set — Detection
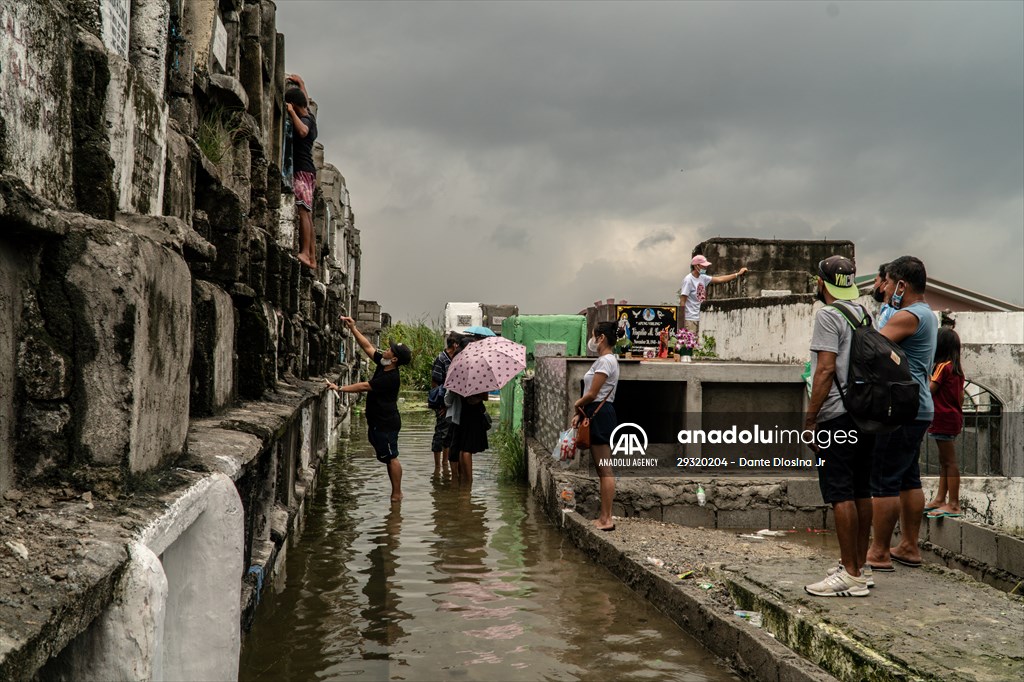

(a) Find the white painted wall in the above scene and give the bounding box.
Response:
[47,542,168,681]
[157,474,243,682]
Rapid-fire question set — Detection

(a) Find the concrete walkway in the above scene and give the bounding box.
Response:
[559,513,1024,682]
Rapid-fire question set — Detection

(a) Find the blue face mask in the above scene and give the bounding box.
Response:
[699,269,707,276]
[890,282,906,309]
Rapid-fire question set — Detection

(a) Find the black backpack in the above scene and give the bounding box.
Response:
[828,303,920,434]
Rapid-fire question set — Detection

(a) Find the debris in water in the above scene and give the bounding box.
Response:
[737,533,765,540]
[698,583,714,590]
[677,571,694,580]
[646,557,665,568]
[806,528,831,534]
[756,529,793,536]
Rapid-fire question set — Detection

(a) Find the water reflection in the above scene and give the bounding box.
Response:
[240,412,737,682]
[360,502,408,652]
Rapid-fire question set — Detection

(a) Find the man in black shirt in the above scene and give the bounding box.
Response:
[327,316,413,501]
[285,74,318,271]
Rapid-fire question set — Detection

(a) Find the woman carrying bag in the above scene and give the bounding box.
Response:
[572,321,620,531]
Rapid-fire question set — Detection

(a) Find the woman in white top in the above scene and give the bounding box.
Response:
[572,321,620,531]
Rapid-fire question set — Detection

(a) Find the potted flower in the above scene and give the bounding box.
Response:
[675,328,698,362]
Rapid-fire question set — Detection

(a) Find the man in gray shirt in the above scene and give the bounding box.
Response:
[803,256,876,598]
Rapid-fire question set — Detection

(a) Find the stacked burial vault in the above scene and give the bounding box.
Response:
[0,0,365,493]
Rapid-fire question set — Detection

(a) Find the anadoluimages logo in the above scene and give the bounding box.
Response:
[610,423,648,456]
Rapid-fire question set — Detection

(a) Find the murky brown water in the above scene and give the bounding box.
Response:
[239,410,738,681]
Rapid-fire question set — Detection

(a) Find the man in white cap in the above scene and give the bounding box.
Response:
[679,255,748,335]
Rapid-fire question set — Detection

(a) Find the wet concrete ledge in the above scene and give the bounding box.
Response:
[556,511,836,682]
[0,375,340,680]
[527,440,1024,681]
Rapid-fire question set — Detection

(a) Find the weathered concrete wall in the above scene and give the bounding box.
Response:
[0,0,75,207]
[0,0,369,676]
[0,240,26,492]
[105,55,169,215]
[694,237,855,300]
[191,280,236,416]
[49,221,193,473]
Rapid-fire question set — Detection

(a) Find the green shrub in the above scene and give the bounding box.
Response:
[492,422,526,482]
[196,105,244,167]
[382,320,445,391]
[694,333,718,359]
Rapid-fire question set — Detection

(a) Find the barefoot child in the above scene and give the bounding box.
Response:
[925,327,965,518]
[285,74,318,270]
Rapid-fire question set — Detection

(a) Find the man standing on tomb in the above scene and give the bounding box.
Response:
[679,255,747,337]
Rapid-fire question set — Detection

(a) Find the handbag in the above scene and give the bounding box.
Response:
[427,386,446,410]
[576,397,608,450]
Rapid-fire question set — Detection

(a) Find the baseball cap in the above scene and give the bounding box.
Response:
[390,342,413,367]
[817,256,859,301]
[691,255,712,268]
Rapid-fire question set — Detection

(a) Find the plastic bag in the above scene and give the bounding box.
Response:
[552,428,577,461]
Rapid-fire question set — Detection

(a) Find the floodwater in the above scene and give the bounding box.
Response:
[239,409,738,682]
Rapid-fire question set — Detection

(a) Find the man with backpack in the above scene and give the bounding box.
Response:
[803,256,876,597]
[866,256,937,571]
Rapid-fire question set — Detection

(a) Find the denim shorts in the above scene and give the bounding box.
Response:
[367,425,399,463]
[583,402,617,446]
[871,420,929,497]
[928,433,957,442]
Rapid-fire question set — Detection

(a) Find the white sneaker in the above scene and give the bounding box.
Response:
[828,562,874,588]
[805,567,869,597]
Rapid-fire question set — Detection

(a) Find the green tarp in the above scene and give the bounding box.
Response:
[499,315,588,432]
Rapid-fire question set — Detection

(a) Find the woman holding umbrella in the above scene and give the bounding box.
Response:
[572,321,619,531]
[444,335,527,485]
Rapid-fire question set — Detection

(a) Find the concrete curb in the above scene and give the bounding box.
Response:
[556,510,837,681]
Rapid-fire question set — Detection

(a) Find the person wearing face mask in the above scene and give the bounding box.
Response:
[871,262,897,330]
[571,321,620,531]
[327,316,413,501]
[803,256,876,597]
[679,255,748,336]
[866,255,937,571]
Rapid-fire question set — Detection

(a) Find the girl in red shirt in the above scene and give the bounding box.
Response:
[925,328,966,518]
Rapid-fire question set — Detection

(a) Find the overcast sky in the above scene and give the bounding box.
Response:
[277,1,1024,322]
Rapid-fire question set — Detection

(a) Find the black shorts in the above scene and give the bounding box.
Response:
[816,412,875,505]
[367,425,399,463]
[431,411,451,453]
[871,420,929,497]
[583,402,617,447]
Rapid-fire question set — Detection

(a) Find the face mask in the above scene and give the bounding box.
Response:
[872,287,886,303]
[587,338,599,353]
[890,281,906,309]
[699,269,707,276]
[381,357,394,367]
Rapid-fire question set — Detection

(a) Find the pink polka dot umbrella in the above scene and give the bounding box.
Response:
[444,336,527,396]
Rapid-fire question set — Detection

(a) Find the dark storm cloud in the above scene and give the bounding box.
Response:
[636,231,676,251]
[278,1,1024,319]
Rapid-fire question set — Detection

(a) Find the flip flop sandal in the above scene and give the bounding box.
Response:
[599,525,616,532]
[941,511,963,518]
[923,506,939,513]
[891,553,922,568]
[867,563,896,572]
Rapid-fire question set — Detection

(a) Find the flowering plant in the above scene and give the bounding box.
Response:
[675,328,699,351]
